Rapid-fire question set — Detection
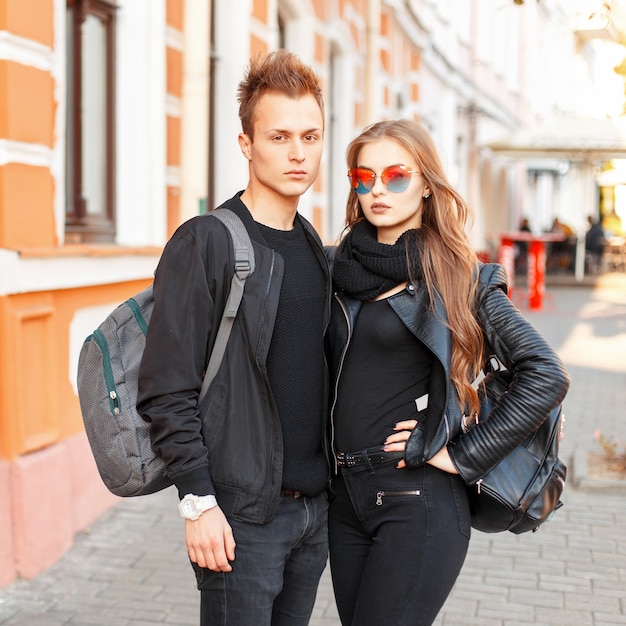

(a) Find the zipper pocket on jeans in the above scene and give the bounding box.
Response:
[376,490,421,505]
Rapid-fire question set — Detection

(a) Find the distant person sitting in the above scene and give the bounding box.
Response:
[548,217,575,273]
[549,217,574,238]
[585,215,606,274]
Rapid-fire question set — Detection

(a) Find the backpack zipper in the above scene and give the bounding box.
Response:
[92,329,120,415]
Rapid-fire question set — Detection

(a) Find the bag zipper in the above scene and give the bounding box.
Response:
[376,490,421,505]
[92,329,120,416]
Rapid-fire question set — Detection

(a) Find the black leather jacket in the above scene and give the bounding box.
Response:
[138,193,332,523]
[327,263,570,485]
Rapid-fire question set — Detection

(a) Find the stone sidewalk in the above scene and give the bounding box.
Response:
[1,276,625,625]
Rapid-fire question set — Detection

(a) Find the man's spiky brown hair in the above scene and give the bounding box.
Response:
[237,49,324,138]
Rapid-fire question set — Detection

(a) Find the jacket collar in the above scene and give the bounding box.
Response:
[221,191,324,250]
[391,285,451,376]
[336,283,452,376]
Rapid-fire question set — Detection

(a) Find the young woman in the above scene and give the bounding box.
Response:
[326,119,570,626]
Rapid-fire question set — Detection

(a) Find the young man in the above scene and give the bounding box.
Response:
[137,50,331,625]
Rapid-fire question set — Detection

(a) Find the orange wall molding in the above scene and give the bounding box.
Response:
[0,59,55,147]
[0,294,58,458]
[166,0,184,31]
[0,279,152,460]
[0,0,54,47]
[0,163,56,248]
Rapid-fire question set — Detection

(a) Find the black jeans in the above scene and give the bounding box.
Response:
[329,458,471,626]
[192,491,328,625]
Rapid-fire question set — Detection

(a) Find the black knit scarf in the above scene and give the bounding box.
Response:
[333,220,424,300]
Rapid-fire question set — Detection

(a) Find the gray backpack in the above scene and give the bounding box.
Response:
[77,209,255,497]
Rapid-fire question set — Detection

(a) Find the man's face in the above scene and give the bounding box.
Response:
[239,92,324,201]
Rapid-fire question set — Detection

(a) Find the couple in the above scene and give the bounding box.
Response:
[137,50,569,626]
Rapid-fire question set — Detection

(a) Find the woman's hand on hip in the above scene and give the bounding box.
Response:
[383,419,418,469]
[384,421,459,473]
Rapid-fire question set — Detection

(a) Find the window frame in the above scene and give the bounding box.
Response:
[65,0,118,243]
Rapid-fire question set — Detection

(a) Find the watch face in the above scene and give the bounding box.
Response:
[182,500,197,517]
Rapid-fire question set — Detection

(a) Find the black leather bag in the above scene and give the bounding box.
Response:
[465,359,566,534]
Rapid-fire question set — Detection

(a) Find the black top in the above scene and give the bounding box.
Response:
[334,295,433,453]
[256,218,328,495]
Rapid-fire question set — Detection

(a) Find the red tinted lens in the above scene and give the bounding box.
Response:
[348,168,376,194]
[381,166,413,192]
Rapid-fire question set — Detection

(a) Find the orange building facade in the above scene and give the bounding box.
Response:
[2,0,566,585]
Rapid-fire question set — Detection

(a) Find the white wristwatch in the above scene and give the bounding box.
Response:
[178,494,218,520]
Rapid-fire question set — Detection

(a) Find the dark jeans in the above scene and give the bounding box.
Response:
[191,491,328,625]
[329,459,470,626]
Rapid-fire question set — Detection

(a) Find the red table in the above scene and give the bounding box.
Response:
[498,232,565,310]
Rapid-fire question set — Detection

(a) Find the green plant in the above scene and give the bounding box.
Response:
[594,430,626,473]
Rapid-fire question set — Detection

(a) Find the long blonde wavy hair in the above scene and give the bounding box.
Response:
[345,119,484,416]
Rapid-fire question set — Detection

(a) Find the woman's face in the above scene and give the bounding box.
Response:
[352,138,430,244]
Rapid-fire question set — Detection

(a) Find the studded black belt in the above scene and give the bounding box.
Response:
[335,447,404,468]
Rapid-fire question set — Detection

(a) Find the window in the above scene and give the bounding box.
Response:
[65,0,117,243]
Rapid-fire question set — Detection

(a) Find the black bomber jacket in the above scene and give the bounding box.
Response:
[137,193,332,523]
[327,263,570,485]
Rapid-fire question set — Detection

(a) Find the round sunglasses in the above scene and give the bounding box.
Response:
[347,165,420,194]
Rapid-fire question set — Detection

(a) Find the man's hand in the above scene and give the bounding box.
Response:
[185,506,236,572]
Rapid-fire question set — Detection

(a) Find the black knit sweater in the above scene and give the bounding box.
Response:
[256,219,328,495]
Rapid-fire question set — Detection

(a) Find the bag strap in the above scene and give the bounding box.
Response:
[471,355,503,390]
[463,356,505,433]
[198,208,255,403]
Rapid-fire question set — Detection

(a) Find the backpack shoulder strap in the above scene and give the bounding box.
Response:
[199,209,255,402]
[211,207,256,281]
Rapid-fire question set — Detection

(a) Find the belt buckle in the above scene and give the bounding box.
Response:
[339,452,357,467]
[281,488,302,499]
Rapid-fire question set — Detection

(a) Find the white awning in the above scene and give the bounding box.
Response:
[484,116,626,160]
